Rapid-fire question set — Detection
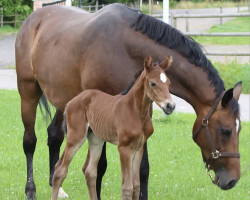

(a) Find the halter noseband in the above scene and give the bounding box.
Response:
[193,92,240,183]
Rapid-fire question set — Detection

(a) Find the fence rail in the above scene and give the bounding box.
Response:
[168,11,250,57]
[0,8,25,27]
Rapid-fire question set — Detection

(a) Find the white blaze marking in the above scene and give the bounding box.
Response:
[58,187,68,198]
[160,73,167,83]
[236,119,240,134]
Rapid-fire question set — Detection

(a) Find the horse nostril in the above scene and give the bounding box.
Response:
[227,179,237,189]
[167,103,171,109]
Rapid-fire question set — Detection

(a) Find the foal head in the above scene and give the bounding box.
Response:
[143,56,175,115]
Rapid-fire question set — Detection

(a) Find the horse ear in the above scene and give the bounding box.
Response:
[233,81,242,101]
[221,88,234,108]
[144,56,153,71]
[160,55,173,71]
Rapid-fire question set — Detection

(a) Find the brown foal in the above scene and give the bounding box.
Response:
[51,56,175,200]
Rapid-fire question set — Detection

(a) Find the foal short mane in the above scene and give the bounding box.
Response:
[131,13,225,97]
[121,70,143,95]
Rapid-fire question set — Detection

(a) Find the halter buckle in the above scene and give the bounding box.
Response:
[201,118,208,127]
[211,150,220,159]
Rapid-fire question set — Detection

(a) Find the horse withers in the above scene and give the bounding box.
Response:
[51,56,175,200]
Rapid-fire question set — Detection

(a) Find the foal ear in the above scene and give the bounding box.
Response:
[233,81,242,101]
[160,55,173,71]
[221,88,233,108]
[144,56,153,71]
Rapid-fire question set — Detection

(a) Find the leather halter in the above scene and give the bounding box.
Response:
[193,92,240,181]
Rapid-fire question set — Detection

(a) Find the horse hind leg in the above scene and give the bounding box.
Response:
[83,131,104,200]
[51,108,88,200]
[18,80,42,200]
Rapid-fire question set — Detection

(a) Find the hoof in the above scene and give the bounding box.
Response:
[26,192,36,200]
[58,187,68,199]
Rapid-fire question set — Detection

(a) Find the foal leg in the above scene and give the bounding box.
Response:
[51,111,88,200]
[19,81,42,200]
[83,132,104,200]
[47,111,67,198]
[139,142,149,200]
[132,147,144,200]
[119,146,134,200]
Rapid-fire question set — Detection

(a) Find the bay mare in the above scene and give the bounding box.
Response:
[51,56,175,200]
[15,4,242,200]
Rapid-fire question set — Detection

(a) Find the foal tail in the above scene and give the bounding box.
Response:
[38,94,52,121]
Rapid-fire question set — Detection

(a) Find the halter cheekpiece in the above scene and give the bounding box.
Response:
[193,92,240,183]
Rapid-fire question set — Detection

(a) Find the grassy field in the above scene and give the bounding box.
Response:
[0,25,19,37]
[0,89,249,200]
[213,61,250,94]
[193,16,250,45]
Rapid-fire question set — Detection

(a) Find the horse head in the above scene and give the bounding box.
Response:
[143,55,175,115]
[193,82,242,190]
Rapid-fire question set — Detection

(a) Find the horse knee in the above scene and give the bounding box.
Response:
[122,186,133,199]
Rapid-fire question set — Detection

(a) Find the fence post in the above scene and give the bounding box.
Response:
[185,10,189,32]
[170,12,174,27]
[88,5,91,12]
[173,16,177,29]
[237,1,240,13]
[0,8,3,27]
[95,0,98,11]
[220,7,222,25]
[14,11,16,28]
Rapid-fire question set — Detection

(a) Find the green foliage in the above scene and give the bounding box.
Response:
[193,16,250,45]
[213,61,250,93]
[0,0,32,17]
[0,90,249,199]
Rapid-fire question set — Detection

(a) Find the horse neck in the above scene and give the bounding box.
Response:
[125,72,152,119]
[127,35,218,115]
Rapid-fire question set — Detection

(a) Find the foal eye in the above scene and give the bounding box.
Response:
[221,129,232,137]
[150,82,157,87]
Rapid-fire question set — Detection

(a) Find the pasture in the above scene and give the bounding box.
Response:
[0,89,249,199]
[194,16,250,45]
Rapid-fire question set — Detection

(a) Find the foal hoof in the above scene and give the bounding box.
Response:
[58,187,68,199]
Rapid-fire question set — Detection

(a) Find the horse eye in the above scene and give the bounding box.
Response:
[150,82,157,87]
[221,129,232,137]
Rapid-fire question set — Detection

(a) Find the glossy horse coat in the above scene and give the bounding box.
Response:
[51,56,174,200]
[15,4,242,200]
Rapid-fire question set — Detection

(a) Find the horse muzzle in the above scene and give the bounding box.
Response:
[162,102,176,115]
[214,170,239,190]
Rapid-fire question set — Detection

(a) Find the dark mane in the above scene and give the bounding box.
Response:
[121,70,143,95]
[131,13,225,97]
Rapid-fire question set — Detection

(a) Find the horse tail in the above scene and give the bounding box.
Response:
[38,94,52,121]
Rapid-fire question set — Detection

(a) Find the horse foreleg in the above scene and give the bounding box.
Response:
[83,132,104,200]
[132,147,144,200]
[96,142,107,200]
[47,111,67,198]
[139,142,149,200]
[119,145,134,200]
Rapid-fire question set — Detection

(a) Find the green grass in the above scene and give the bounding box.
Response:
[213,61,250,93]
[193,16,250,45]
[0,25,19,37]
[0,89,249,199]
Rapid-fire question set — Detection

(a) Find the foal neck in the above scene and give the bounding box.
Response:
[125,72,151,118]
